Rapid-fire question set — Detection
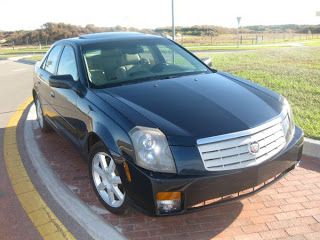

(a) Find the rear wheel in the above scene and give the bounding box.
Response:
[35,97,51,132]
[89,142,128,214]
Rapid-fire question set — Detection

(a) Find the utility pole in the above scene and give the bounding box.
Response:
[172,0,175,41]
[236,16,242,47]
[316,11,320,39]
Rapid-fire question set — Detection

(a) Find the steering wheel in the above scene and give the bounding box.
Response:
[127,59,152,77]
[150,63,169,73]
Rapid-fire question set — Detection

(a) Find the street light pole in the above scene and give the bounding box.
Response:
[236,16,242,47]
[172,0,175,41]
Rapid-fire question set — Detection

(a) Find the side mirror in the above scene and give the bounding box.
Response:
[201,57,212,67]
[49,74,74,89]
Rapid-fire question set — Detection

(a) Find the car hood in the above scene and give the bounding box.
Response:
[95,72,283,146]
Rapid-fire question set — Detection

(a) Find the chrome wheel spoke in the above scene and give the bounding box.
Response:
[108,189,115,203]
[108,159,116,174]
[98,154,107,171]
[111,176,121,185]
[96,182,106,190]
[93,164,105,177]
[112,185,124,200]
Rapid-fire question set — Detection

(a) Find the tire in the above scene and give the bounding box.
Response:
[35,96,51,133]
[89,142,128,214]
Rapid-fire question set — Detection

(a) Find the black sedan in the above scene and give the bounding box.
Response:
[33,32,304,216]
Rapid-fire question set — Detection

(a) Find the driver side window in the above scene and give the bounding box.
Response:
[57,45,79,81]
[43,45,63,74]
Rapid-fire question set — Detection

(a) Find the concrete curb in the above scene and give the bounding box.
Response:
[24,104,127,240]
[16,59,37,65]
[7,55,38,65]
[303,138,320,158]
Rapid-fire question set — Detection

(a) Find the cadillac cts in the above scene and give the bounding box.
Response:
[33,32,304,216]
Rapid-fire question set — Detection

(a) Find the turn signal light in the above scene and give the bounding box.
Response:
[156,192,181,201]
[123,162,132,182]
[156,192,181,213]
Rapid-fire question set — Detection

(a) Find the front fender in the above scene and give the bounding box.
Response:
[91,118,133,162]
[78,92,135,162]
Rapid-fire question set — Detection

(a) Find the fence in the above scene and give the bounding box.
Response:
[176,33,320,46]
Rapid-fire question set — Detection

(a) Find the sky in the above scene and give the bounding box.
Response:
[1,0,320,31]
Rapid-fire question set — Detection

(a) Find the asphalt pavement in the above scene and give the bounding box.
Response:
[0,60,92,240]
[0,60,41,239]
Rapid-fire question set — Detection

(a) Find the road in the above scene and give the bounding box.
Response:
[0,60,91,240]
[0,60,41,239]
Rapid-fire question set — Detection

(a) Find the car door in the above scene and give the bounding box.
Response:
[36,45,63,127]
[51,44,81,146]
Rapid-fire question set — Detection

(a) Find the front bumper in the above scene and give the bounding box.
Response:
[124,126,304,216]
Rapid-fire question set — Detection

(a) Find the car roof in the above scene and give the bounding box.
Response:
[57,32,164,46]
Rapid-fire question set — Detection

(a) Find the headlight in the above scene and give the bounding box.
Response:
[129,126,176,173]
[282,97,295,141]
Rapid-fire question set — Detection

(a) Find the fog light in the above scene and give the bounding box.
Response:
[156,192,181,213]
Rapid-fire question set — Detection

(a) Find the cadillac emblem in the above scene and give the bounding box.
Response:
[249,141,260,154]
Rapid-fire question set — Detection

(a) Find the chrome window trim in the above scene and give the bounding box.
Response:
[197,109,287,146]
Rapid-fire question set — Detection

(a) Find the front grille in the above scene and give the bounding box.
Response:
[197,111,289,171]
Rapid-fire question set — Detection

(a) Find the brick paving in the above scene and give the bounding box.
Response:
[34,127,320,240]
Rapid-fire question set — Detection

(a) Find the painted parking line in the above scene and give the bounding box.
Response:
[12,68,28,72]
[3,97,75,240]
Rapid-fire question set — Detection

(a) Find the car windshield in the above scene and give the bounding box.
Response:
[82,38,210,88]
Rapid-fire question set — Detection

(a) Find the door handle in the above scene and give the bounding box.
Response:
[50,91,55,98]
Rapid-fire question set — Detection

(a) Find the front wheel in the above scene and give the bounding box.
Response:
[89,142,128,214]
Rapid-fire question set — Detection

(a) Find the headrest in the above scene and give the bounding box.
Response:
[122,54,141,65]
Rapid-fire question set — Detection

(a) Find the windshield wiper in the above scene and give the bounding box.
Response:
[110,71,209,87]
[128,71,208,83]
[117,75,164,86]
[160,71,208,79]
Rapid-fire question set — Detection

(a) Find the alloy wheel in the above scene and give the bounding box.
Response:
[92,152,125,208]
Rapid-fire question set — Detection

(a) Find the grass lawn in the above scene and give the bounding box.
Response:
[187,44,289,51]
[186,39,320,51]
[0,47,48,60]
[197,47,320,140]
[24,55,44,61]
[303,39,320,47]
[0,47,49,54]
